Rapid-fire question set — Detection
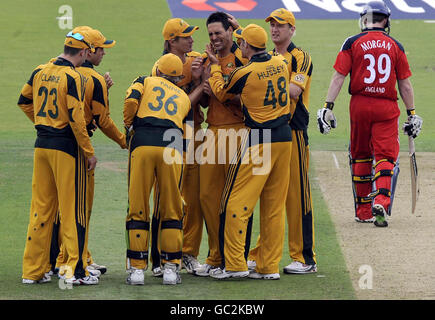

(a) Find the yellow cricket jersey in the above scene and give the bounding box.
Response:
[124,75,192,152]
[77,61,126,148]
[18,57,94,158]
[209,52,291,139]
[151,51,203,125]
[203,42,249,126]
[271,42,313,130]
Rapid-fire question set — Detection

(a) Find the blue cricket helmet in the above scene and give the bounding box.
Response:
[360,1,391,17]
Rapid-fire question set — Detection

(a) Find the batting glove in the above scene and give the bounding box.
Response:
[317,102,337,135]
[403,109,423,139]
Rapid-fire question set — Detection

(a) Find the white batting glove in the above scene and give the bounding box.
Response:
[317,102,337,135]
[403,110,422,139]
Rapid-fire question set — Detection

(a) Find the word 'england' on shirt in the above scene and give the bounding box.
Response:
[361,40,392,52]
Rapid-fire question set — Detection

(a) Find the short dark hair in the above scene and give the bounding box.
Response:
[372,13,388,23]
[206,11,232,30]
[63,45,82,56]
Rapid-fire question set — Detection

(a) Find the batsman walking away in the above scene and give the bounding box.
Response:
[316,0,423,227]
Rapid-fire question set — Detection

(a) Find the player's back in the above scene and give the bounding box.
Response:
[32,58,84,136]
[337,30,410,100]
[134,76,191,132]
[233,53,291,129]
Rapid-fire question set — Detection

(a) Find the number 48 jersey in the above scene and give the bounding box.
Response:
[333,28,412,101]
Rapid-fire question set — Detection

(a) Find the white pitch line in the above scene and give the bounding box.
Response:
[332,152,340,169]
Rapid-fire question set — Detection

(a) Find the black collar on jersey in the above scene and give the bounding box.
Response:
[286,42,296,53]
[250,52,271,62]
[53,57,75,68]
[362,27,386,32]
[81,60,94,69]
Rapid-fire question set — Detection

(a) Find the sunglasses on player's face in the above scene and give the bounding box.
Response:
[66,31,94,50]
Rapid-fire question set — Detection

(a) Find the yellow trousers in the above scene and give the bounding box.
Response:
[220,136,291,274]
[126,145,183,269]
[249,129,316,265]
[199,123,246,267]
[22,147,88,280]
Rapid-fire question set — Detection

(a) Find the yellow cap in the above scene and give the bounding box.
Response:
[162,18,199,41]
[87,29,116,48]
[241,24,268,49]
[265,8,296,26]
[65,26,95,52]
[233,27,243,39]
[157,53,183,77]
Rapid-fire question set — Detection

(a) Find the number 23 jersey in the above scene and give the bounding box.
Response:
[333,28,411,101]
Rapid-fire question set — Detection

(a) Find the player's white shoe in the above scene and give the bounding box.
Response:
[373,204,389,227]
[126,268,144,285]
[194,263,219,277]
[87,262,107,275]
[66,275,99,285]
[22,273,52,284]
[248,272,280,280]
[283,261,317,274]
[354,217,375,223]
[152,266,163,277]
[86,266,101,278]
[182,254,202,274]
[163,263,181,285]
[209,268,249,280]
[247,260,257,271]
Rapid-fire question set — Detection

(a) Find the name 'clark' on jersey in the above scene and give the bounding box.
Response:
[333,28,412,101]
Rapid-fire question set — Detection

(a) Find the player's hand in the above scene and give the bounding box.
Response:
[205,44,218,65]
[87,156,97,171]
[317,106,337,135]
[226,13,240,30]
[203,80,212,96]
[104,72,114,89]
[403,114,423,139]
[191,57,204,82]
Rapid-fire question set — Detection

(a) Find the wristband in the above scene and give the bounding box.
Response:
[407,109,416,116]
[325,102,334,110]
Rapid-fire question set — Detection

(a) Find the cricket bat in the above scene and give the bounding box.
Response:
[408,136,419,214]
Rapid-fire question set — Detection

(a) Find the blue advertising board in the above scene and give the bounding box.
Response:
[167,0,435,20]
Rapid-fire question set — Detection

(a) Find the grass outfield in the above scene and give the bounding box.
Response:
[1,0,433,301]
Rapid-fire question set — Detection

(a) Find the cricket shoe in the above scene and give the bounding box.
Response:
[87,262,107,275]
[283,261,317,274]
[22,273,52,284]
[247,260,257,271]
[182,254,202,274]
[248,272,280,280]
[163,263,181,285]
[194,263,219,277]
[373,204,388,227]
[209,268,249,280]
[86,266,101,278]
[66,275,99,285]
[126,268,144,285]
[355,217,375,223]
[152,266,163,278]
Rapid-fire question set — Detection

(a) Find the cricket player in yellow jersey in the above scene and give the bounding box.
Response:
[51,27,127,278]
[148,18,205,276]
[194,12,249,277]
[124,53,192,285]
[18,29,98,285]
[206,24,292,280]
[248,9,317,274]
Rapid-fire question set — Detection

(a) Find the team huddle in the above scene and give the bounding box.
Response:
[18,1,422,286]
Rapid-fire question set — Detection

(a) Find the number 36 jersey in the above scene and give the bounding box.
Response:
[124,76,192,133]
[333,28,412,101]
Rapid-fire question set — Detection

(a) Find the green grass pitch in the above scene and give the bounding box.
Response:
[1,0,433,301]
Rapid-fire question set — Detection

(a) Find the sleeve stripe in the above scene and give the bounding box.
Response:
[127,89,142,101]
[92,76,106,107]
[27,68,42,86]
[18,94,32,105]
